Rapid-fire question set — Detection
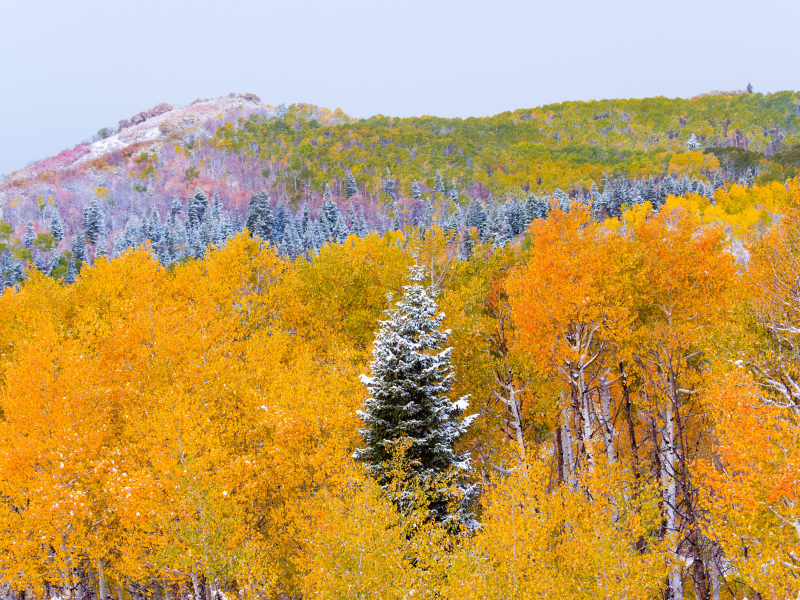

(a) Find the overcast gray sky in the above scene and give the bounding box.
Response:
[1,0,798,176]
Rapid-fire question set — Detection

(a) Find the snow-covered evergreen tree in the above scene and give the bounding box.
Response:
[245,190,274,241]
[344,172,359,199]
[411,181,422,200]
[49,209,64,241]
[24,223,34,250]
[687,133,702,151]
[354,265,477,527]
[194,187,209,222]
[71,233,87,266]
[434,170,445,195]
[467,198,488,238]
[449,178,459,201]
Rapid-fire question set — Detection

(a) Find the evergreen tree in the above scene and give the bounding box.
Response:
[194,187,209,222]
[434,170,445,195]
[411,181,422,200]
[424,199,434,229]
[383,169,397,202]
[24,223,35,250]
[170,197,182,225]
[449,178,459,201]
[467,198,488,238]
[687,133,702,151]
[344,172,359,199]
[458,230,473,260]
[358,206,369,238]
[354,265,477,527]
[71,233,87,267]
[63,260,77,284]
[49,209,64,242]
[245,190,274,241]
[301,203,311,235]
[84,199,104,245]
[496,216,513,247]
[333,212,351,243]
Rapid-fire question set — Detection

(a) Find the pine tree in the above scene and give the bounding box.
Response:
[301,203,311,235]
[358,206,369,238]
[194,187,209,222]
[71,233,87,267]
[245,190,274,241]
[460,229,474,260]
[449,178,459,201]
[434,170,445,195]
[50,209,64,242]
[84,200,103,245]
[467,198,488,238]
[687,133,702,151]
[746,82,754,94]
[170,197,183,225]
[344,172,359,199]
[496,216,513,247]
[411,181,422,200]
[383,169,397,202]
[24,223,34,250]
[354,265,477,527]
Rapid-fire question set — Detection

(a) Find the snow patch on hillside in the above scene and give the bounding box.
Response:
[3,94,271,180]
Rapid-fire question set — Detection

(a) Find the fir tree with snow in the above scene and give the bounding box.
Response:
[467,198,488,238]
[686,133,702,151]
[354,265,477,528]
[49,209,64,242]
[24,223,34,250]
[449,178,459,201]
[344,172,359,199]
[434,170,445,195]
[245,190,274,241]
[411,181,422,200]
[194,187,209,222]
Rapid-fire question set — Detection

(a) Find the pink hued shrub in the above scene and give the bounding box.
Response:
[29,143,93,175]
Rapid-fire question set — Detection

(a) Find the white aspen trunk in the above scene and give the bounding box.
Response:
[62,545,75,600]
[577,365,595,473]
[97,560,109,600]
[599,377,616,463]
[662,403,683,600]
[190,573,202,600]
[560,401,576,487]
[710,543,721,600]
[164,582,172,600]
[117,585,124,600]
[509,387,527,470]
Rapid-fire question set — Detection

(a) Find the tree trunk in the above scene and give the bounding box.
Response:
[97,561,108,600]
[560,401,576,487]
[190,574,202,600]
[599,377,616,462]
[662,404,683,600]
[710,542,721,600]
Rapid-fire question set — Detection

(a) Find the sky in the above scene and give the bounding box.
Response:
[1,0,799,176]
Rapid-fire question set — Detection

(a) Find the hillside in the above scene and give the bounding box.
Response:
[0,89,799,287]
[2,90,800,600]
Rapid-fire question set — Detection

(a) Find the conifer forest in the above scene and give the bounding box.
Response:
[1,89,800,599]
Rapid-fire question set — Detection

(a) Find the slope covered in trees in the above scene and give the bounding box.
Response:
[1,89,799,290]
[1,92,800,599]
[1,177,800,598]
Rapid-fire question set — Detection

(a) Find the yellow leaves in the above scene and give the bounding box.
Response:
[667,150,720,176]
[444,458,671,600]
[95,186,109,199]
[701,367,800,598]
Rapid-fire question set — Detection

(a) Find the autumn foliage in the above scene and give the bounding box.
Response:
[2,180,800,599]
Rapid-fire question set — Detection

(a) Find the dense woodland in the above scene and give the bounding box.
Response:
[1,91,800,599]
